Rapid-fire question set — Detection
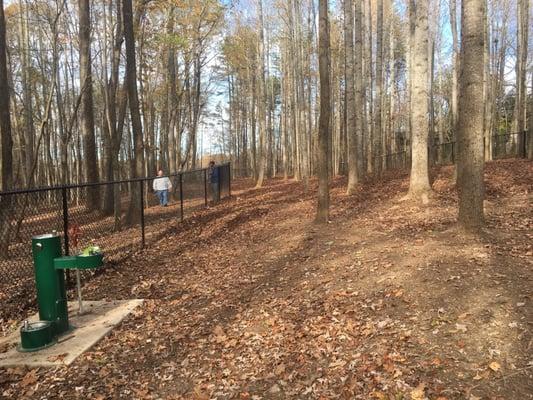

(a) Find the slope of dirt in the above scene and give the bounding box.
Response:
[1,159,532,400]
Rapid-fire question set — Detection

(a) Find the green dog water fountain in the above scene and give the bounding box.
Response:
[19,232,103,352]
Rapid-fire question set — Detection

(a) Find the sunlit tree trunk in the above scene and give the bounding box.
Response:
[408,0,431,201]
[251,71,258,178]
[123,0,144,225]
[365,0,374,174]
[354,0,364,182]
[79,0,100,207]
[482,3,492,161]
[345,0,359,193]
[449,0,459,134]
[17,0,34,185]
[514,0,528,157]
[374,0,384,174]
[316,0,331,223]
[161,5,175,173]
[457,0,485,230]
[255,0,267,187]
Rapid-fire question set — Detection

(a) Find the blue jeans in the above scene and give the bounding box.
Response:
[211,182,219,203]
[155,190,169,206]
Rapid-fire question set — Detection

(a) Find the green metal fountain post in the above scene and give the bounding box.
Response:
[20,233,103,352]
[31,233,69,335]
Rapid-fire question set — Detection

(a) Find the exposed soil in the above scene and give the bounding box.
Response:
[1,159,532,399]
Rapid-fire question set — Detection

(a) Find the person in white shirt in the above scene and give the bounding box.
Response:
[152,170,172,206]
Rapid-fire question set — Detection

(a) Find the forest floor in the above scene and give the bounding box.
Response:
[0,159,532,400]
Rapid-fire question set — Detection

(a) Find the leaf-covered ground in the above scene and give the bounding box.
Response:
[1,159,532,399]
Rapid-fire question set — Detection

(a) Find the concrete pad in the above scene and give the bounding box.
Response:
[0,299,143,368]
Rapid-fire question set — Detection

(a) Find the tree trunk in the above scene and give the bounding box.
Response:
[103,0,124,216]
[0,0,12,191]
[79,0,100,207]
[123,0,144,225]
[408,0,431,201]
[345,0,358,193]
[457,0,485,230]
[255,0,268,188]
[449,0,459,134]
[162,5,176,173]
[316,0,331,224]
[428,19,435,168]
[514,0,528,157]
[0,0,14,256]
[482,3,491,161]
[251,72,257,178]
[190,56,202,169]
[365,0,374,174]
[374,0,384,174]
[18,0,34,185]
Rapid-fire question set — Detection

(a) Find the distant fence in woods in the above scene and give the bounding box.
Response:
[385,131,530,170]
[0,163,231,322]
[231,131,529,177]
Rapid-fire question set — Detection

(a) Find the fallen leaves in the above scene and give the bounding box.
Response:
[213,324,227,343]
[488,361,501,372]
[410,383,427,400]
[46,353,68,362]
[20,369,38,387]
[1,160,532,399]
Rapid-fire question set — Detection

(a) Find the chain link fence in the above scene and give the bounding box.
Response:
[0,163,231,322]
[379,131,529,170]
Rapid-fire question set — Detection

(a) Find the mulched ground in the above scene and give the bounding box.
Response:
[1,159,532,399]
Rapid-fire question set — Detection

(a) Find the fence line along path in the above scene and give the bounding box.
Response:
[0,163,231,323]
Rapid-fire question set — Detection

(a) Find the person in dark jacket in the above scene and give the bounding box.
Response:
[208,161,220,204]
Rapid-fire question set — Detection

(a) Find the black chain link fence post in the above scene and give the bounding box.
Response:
[62,187,69,256]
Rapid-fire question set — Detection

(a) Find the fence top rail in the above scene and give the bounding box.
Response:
[0,163,230,197]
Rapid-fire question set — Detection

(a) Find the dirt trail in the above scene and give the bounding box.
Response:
[1,159,532,399]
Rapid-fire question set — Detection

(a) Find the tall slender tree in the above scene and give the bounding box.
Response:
[345,0,358,193]
[449,0,459,132]
[514,0,529,157]
[353,0,363,181]
[0,0,12,191]
[316,0,331,223]
[255,0,267,188]
[79,0,99,206]
[407,0,431,202]
[374,0,384,174]
[123,0,144,224]
[0,0,14,254]
[18,0,34,185]
[457,0,485,229]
